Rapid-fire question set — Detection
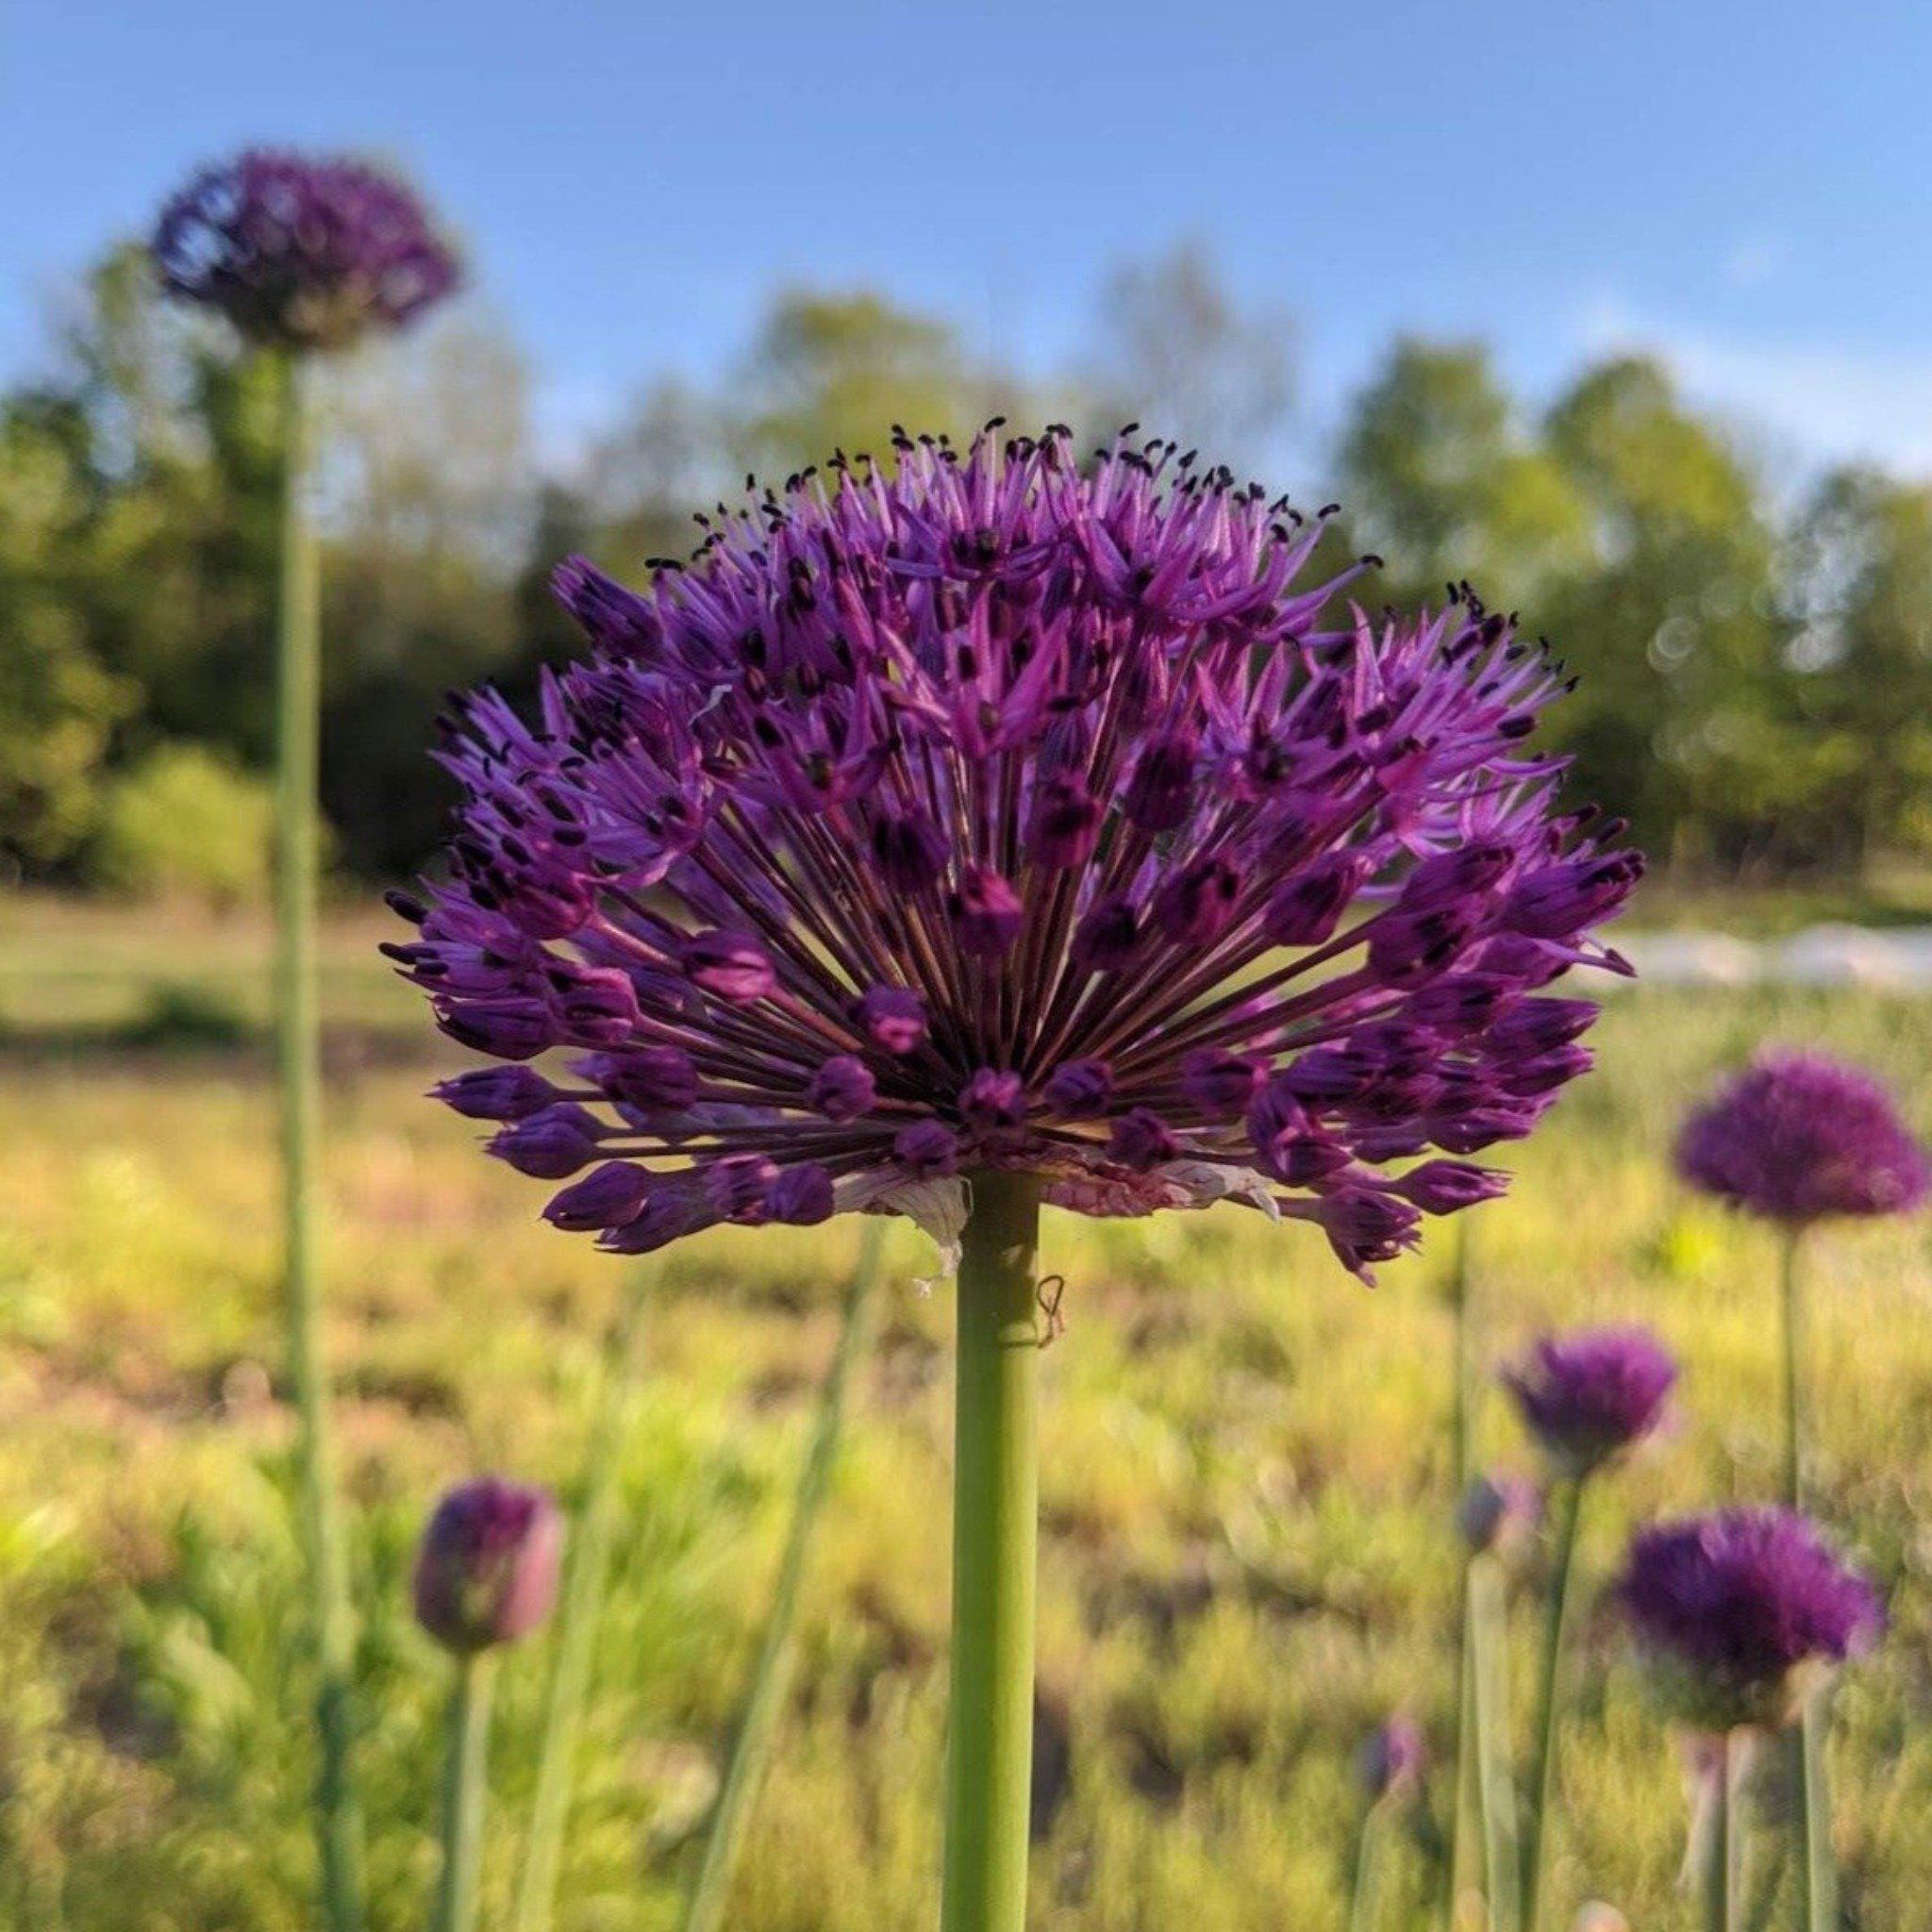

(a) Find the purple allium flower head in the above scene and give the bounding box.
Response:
[152,148,458,352]
[1617,1507,1882,1730]
[1504,1326,1676,1475]
[396,429,1639,1278]
[412,1476,563,1656]
[1675,1051,1931,1228]
[1357,1714,1426,1799]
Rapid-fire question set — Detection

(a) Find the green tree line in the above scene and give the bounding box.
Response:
[3,239,1926,893]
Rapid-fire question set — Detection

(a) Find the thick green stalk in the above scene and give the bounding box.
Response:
[941,1173,1042,1932]
[1701,1732,1733,1932]
[1348,1800,1385,1932]
[683,1223,886,1932]
[511,1282,653,1932]
[1447,1215,1476,1928]
[1779,1230,1806,1511]
[434,1653,498,1932]
[1519,1474,1585,1932]
[1468,1555,1519,1932]
[275,350,364,1932]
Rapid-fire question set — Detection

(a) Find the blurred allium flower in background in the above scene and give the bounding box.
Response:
[1617,1507,1881,1732]
[152,148,458,351]
[1505,1326,1676,1474]
[1357,1713,1427,1799]
[413,1476,563,1655]
[397,427,1640,1280]
[1676,1050,1929,1226]
[1457,1470,1541,1556]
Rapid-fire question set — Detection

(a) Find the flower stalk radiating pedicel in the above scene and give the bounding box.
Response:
[415,1478,562,1932]
[1505,1326,1675,1932]
[155,149,457,1932]
[1677,1051,1925,1932]
[398,425,1640,1931]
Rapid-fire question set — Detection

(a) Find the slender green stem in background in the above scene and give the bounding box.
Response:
[1701,1732,1733,1932]
[1468,1555,1519,1932]
[941,1173,1042,1932]
[1798,1696,1835,1932]
[683,1222,886,1932]
[275,349,364,1932]
[1447,1214,1476,1928]
[434,1653,497,1932]
[1450,1215,1476,1495]
[511,1281,653,1932]
[1349,1799,1386,1932]
[1519,1474,1585,1932]
[1779,1229,1806,1511]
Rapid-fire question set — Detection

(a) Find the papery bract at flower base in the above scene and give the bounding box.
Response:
[1676,1050,1931,1227]
[1617,1507,1882,1732]
[153,148,458,352]
[395,427,1640,1283]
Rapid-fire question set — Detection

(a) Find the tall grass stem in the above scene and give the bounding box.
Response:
[433,1653,497,1932]
[1468,1555,1519,1932]
[1520,1474,1585,1932]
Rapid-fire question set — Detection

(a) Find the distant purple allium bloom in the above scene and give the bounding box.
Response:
[1676,1051,1930,1228]
[1618,1507,1882,1730]
[1504,1326,1676,1474]
[412,1476,563,1655]
[394,428,1640,1280]
[153,148,458,352]
[1358,1714,1426,1799]
[1457,1472,1541,1556]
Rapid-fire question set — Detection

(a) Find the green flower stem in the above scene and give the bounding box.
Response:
[1779,1229,1806,1511]
[274,349,364,1932]
[1702,1732,1734,1932]
[511,1280,653,1932]
[1467,1554,1519,1932]
[941,1172,1042,1932]
[434,1653,498,1932]
[1520,1474,1585,1932]
[1348,1799,1386,1932]
[684,1222,886,1932]
[1447,1215,1476,1927]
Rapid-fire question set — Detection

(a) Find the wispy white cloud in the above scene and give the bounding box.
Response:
[1573,295,1932,478]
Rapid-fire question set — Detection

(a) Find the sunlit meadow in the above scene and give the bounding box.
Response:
[1,901,1926,1930]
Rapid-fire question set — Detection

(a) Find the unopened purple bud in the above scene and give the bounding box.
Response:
[1487,997,1598,1057]
[489,1105,603,1178]
[432,1066,558,1121]
[1358,1714,1425,1800]
[1181,1047,1266,1119]
[1504,852,1643,939]
[543,1160,653,1232]
[1042,1058,1113,1117]
[809,1055,877,1122]
[853,984,929,1054]
[949,866,1025,957]
[1109,1108,1178,1172]
[1025,772,1102,867]
[436,996,556,1061]
[1263,854,1367,946]
[959,1068,1027,1128]
[1403,973,1518,1035]
[1122,729,1198,831]
[413,1476,562,1655]
[895,1119,959,1177]
[1071,897,1141,973]
[1392,1159,1508,1215]
[1396,842,1513,915]
[683,929,776,1005]
[1367,903,1482,987]
[594,1043,701,1111]
[1153,853,1242,947]
[766,1163,836,1224]
[1497,1044,1594,1097]
[546,963,641,1044]
[871,806,949,892]
[1457,1473,1541,1555]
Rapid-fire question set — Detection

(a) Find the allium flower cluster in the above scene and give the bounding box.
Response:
[396,428,1640,1279]
[412,1476,562,1656]
[153,148,458,352]
[1505,1327,1676,1475]
[1618,1507,1881,1731]
[1676,1050,1930,1228]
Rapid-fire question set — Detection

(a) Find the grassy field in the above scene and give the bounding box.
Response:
[1,896,1929,1929]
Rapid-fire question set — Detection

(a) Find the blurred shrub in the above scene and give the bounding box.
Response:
[89,744,276,908]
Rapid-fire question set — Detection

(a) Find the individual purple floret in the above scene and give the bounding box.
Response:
[393,426,1641,1281]
[153,148,458,351]
[412,1476,563,1656]
[1676,1050,1930,1228]
[1504,1326,1676,1474]
[1358,1713,1427,1799]
[1618,1507,1882,1731]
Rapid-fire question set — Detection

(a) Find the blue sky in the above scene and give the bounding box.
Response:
[7,0,1930,478]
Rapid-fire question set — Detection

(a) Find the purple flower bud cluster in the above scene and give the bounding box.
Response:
[1617,1507,1881,1731]
[153,148,458,352]
[1676,1050,1930,1228]
[397,427,1640,1279]
[1504,1326,1676,1475]
[412,1476,562,1656]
